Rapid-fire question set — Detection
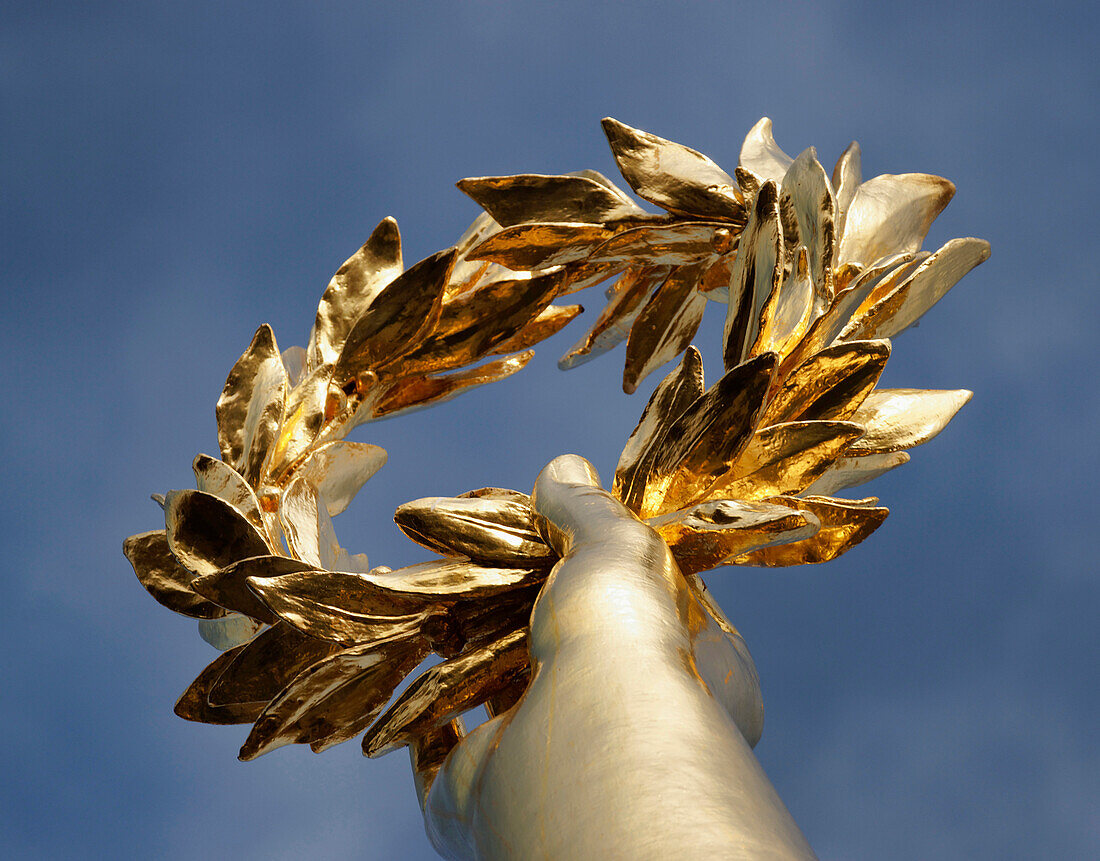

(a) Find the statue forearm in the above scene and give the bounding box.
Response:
[424,455,816,860]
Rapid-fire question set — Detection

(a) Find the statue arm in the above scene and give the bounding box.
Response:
[424,455,816,860]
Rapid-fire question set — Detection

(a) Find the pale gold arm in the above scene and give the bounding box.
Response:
[423,455,817,860]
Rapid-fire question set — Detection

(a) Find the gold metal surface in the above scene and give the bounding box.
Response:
[614,346,705,507]
[307,217,404,372]
[369,350,534,420]
[842,237,991,340]
[457,173,644,227]
[558,265,670,370]
[836,172,955,267]
[468,222,615,269]
[601,117,746,221]
[128,115,988,858]
[335,249,455,383]
[397,268,564,375]
[831,141,861,237]
[649,499,819,576]
[365,628,529,757]
[489,303,582,355]
[248,561,545,630]
[739,117,795,187]
[640,353,776,518]
[846,388,973,454]
[165,489,272,577]
[705,421,865,501]
[762,339,890,425]
[191,555,311,624]
[779,148,836,307]
[394,493,551,564]
[174,645,265,725]
[191,454,265,529]
[803,450,911,496]
[264,362,332,481]
[732,495,889,566]
[724,181,783,368]
[215,324,288,486]
[622,262,708,393]
[238,632,430,760]
[124,530,227,619]
[208,622,341,708]
[584,221,736,267]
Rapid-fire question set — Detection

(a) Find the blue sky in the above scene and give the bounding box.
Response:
[3,2,1097,858]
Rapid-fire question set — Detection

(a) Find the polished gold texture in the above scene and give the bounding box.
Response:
[127,117,986,844]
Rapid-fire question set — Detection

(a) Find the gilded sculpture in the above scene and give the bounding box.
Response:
[126,117,988,858]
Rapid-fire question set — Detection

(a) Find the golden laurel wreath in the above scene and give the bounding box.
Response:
[125,117,988,786]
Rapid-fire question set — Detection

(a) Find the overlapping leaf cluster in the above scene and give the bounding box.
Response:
[458,117,987,576]
[125,220,576,758]
[126,117,987,774]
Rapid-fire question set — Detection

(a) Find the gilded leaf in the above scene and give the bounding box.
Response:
[447,212,504,297]
[778,256,914,377]
[803,451,910,496]
[394,495,551,564]
[408,720,466,806]
[192,554,313,624]
[215,324,288,485]
[761,246,814,357]
[197,614,264,651]
[732,495,888,566]
[467,222,615,269]
[551,257,629,297]
[704,421,865,501]
[364,628,529,757]
[623,263,708,394]
[175,645,264,725]
[697,254,736,302]
[264,362,333,482]
[650,499,819,576]
[297,441,387,517]
[281,344,307,386]
[335,248,456,384]
[640,353,776,518]
[585,222,735,267]
[842,238,990,340]
[457,173,644,227]
[367,559,546,600]
[601,117,745,221]
[443,583,541,654]
[192,454,264,528]
[832,141,862,236]
[846,388,972,454]
[780,148,837,305]
[762,339,890,425]
[307,637,432,753]
[368,350,534,421]
[208,622,341,707]
[248,561,545,638]
[396,268,564,376]
[739,118,795,187]
[164,489,271,577]
[724,181,784,367]
[490,303,582,355]
[280,474,367,571]
[558,266,670,370]
[615,346,704,508]
[123,530,226,619]
[836,173,955,267]
[239,632,429,759]
[246,569,430,644]
[307,217,403,371]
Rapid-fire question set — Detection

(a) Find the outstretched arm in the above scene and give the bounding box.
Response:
[424,455,817,860]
